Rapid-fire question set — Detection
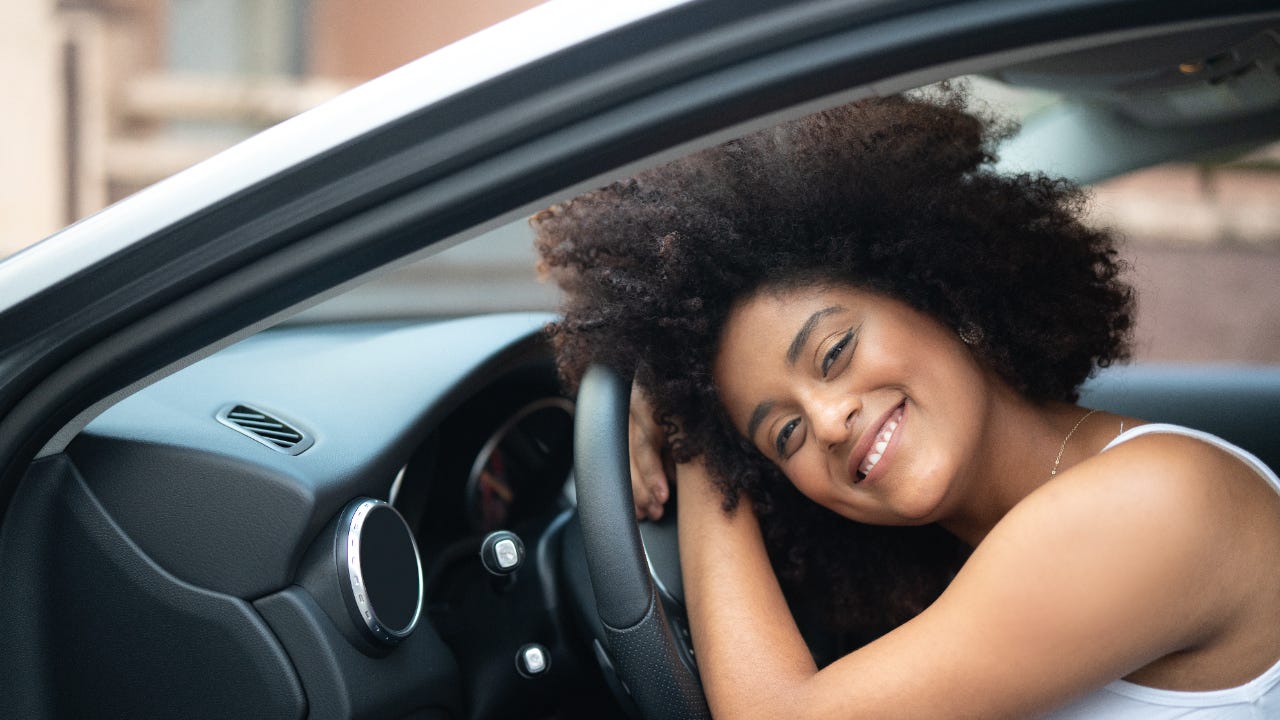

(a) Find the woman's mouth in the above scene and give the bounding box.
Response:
[853,402,905,482]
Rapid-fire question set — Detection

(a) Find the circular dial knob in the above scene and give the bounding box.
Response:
[337,498,423,645]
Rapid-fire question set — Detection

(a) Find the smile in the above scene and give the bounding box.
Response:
[853,402,906,481]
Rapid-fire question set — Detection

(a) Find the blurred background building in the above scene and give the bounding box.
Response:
[2,0,1278,362]
[1,0,544,252]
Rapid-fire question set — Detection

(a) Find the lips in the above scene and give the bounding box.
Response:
[850,401,906,483]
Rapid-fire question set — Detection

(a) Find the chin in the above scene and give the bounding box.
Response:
[881,470,952,525]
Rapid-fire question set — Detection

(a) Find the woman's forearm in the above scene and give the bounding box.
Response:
[677,460,820,720]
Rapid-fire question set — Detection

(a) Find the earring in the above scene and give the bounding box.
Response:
[958,322,983,346]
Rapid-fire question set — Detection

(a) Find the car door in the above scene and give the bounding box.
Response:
[1,0,1276,716]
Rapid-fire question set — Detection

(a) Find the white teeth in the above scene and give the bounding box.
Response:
[859,408,902,477]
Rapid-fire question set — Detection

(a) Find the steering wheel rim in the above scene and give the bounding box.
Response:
[573,364,711,720]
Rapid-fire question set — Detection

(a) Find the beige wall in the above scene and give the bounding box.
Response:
[310,0,546,80]
[0,0,64,254]
[0,0,166,254]
[0,0,543,259]
[0,0,545,258]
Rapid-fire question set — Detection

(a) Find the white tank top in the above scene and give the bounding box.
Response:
[1041,423,1280,719]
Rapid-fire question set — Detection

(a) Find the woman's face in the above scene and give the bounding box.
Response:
[712,283,998,526]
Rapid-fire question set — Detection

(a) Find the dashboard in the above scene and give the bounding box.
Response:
[2,313,618,719]
[20,311,1278,720]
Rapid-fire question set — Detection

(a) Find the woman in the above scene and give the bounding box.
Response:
[533,88,1280,718]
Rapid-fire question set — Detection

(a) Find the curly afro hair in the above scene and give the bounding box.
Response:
[533,86,1133,643]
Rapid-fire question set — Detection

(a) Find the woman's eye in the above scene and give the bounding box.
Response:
[821,329,855,378]
[775,418,800,458]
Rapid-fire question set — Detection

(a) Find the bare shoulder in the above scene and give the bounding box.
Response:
[1009,429,1275,550]
[962,429,1275,653]
[1070,428,1272,498]
[866,431,1272,715]
[824,430,1279,717]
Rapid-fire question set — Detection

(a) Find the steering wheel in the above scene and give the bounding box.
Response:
[573,365,711,720]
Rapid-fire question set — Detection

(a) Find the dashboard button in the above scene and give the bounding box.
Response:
[516,643,551,677]
[480,530,525,576]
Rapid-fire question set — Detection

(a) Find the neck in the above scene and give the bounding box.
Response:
[938,393,1092,547]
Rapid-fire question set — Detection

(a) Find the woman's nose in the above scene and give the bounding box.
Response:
[808,393,858,449]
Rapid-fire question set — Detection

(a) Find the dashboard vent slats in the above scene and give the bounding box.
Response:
[216,404,314,455]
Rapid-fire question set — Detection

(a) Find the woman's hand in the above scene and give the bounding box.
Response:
[628,382,672,520]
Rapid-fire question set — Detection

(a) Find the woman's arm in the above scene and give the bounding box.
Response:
[676,459,819,713]
[676,435,1238,720]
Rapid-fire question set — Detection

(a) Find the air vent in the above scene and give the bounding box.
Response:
[216,404,314,455]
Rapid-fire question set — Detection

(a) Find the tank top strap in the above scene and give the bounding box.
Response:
[1100,422,1280,495]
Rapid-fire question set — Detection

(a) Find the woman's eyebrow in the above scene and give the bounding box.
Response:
[786,305,844,365]
[745,305,846,441]
[746,400,775,442]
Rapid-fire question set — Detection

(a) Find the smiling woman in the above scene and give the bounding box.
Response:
[535,86,1131,638]
[534,86,1280,718]
[713,286,998,529]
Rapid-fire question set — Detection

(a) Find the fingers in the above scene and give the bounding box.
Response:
[629,383,671,521]
[630,451,654,520]
[631,431,669,521]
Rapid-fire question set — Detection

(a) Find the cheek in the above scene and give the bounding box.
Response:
[779,453,838,505]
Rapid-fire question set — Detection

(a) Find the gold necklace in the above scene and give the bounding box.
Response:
[1050,409,1099,478]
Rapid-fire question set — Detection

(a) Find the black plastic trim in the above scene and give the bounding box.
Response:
[255,586,462,720]
[0,456,306,718]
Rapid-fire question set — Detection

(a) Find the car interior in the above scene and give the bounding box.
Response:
[1,4,1278,720]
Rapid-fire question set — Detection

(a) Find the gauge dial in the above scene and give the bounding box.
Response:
[466,398,574,533]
